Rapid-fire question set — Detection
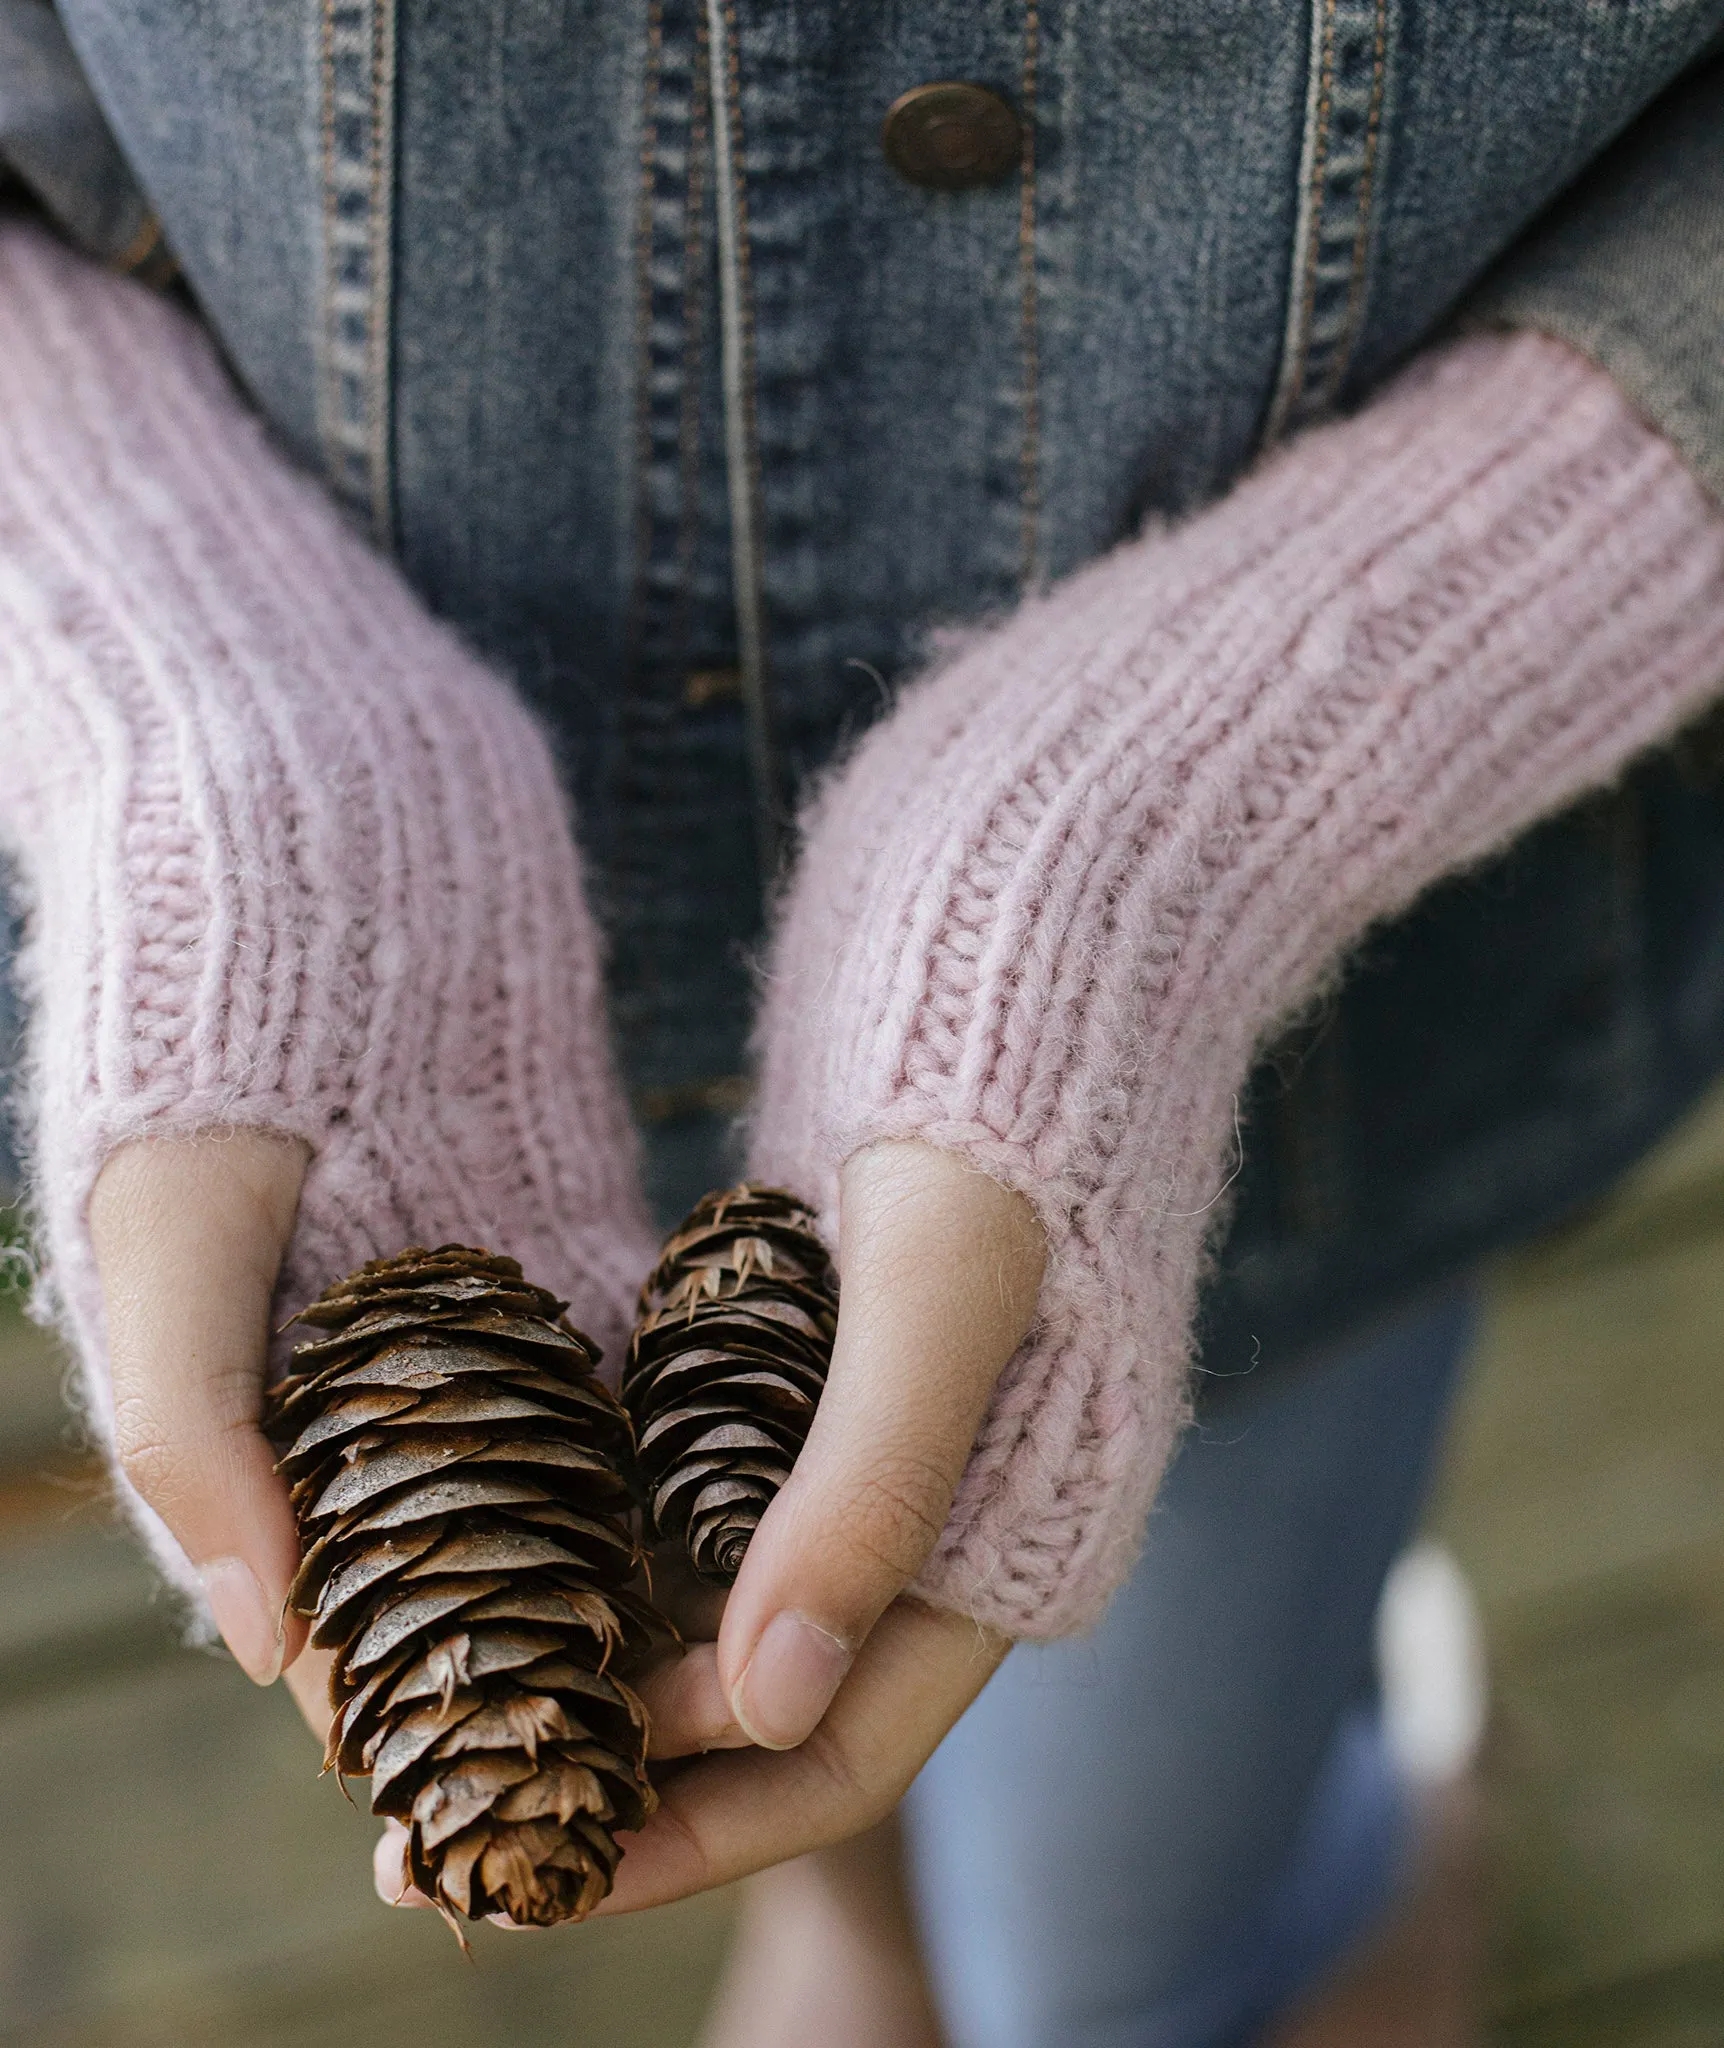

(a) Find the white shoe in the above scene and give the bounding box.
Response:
[1376,1540,1488,1786]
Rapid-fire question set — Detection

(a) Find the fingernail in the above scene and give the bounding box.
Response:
[731,1611,853,1750]
[199,1556,285,1685]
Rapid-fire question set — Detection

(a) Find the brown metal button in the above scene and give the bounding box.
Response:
[880,82,1021,191]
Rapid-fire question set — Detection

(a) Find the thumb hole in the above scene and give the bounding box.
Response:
[91,1129,310,1681]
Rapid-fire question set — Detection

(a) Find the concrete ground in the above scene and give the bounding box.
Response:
[1,1079,1723,2044]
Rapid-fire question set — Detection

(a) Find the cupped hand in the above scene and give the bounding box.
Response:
[89,1130,316,1691]
[97,1129,1044,1914]
[596,1138,1045,1911]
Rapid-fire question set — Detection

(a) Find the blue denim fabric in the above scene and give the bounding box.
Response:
[904,1285,1474,2048]
[1205,752,1724,1379]
[0,0,157,265]
[14,2,1724,1302]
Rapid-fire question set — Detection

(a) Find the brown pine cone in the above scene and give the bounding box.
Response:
[265,1245,659,1933]
[624,1185,838,1585]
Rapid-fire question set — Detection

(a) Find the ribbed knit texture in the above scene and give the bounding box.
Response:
[752,329,1724,1638]
[8,217,1724,1648]
[0,222,656,1600]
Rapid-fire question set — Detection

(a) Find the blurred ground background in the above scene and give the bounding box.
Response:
[0,1078,1721,2044]
[1425,1082,1724,2047]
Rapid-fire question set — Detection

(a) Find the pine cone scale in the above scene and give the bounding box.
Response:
[344,1578,515,1669]
[414,1757,538,1846]
[330,1473,560,1531]
[300,1435,491,1519]
[304,1536,443,1641]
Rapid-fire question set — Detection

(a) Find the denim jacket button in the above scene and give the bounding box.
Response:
[880,83,1021,190]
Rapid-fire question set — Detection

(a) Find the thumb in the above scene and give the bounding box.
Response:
[717,1139,1045,1748]
[90,1129,310,1682]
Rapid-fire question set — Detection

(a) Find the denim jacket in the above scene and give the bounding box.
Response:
[8,0,1724,1378]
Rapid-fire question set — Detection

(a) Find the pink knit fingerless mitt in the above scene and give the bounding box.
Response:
[0,223,655,1598]
[751,328,1724,1639]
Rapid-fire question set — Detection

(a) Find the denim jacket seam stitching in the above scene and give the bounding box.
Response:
[316,1,339,482]
[1018,0,1043,590]
[717,0,764,610]
[675,2,714,658]
[364,0,395,541]
[1316,0,1388,413]
[315,0,397,546]
[1264,0,1336,446]
[709,0,779,877]
[1292,0,1337,409]
[625,0,667,670]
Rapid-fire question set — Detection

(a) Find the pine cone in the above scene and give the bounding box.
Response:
[264,1245,659,1933]
[624,1186,838,1585]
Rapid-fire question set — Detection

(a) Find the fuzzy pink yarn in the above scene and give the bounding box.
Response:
[0,222,656,1603]
[7,212,1724,1646]
[751,328,1724,1638]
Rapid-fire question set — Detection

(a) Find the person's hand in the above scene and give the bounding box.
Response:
[597,1138,1044,1910]
[374,1137,1043,1915]
[97,1126,1041,1920]
[89,1129,315,1688]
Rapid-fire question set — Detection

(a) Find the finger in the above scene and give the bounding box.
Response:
[374,1819,436,1909]
[90,1129,310,1683]
[599,1597,1009,1913]
[282,1641,338,1742]
[718,1141,1043,1748]
[632,1642,754,1758]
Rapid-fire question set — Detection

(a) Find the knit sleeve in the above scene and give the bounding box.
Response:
[0,220,654,1597]
[750,328,1724,1639]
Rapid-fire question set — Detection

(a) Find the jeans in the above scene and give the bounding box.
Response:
[903,1284,1475,2048]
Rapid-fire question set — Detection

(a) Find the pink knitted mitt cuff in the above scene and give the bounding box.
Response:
[0,224,655,1602]
[751,330,1724,1639]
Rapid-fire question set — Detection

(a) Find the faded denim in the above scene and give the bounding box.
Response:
[906,1285,1475,2047]
[7,3,1724,1357]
